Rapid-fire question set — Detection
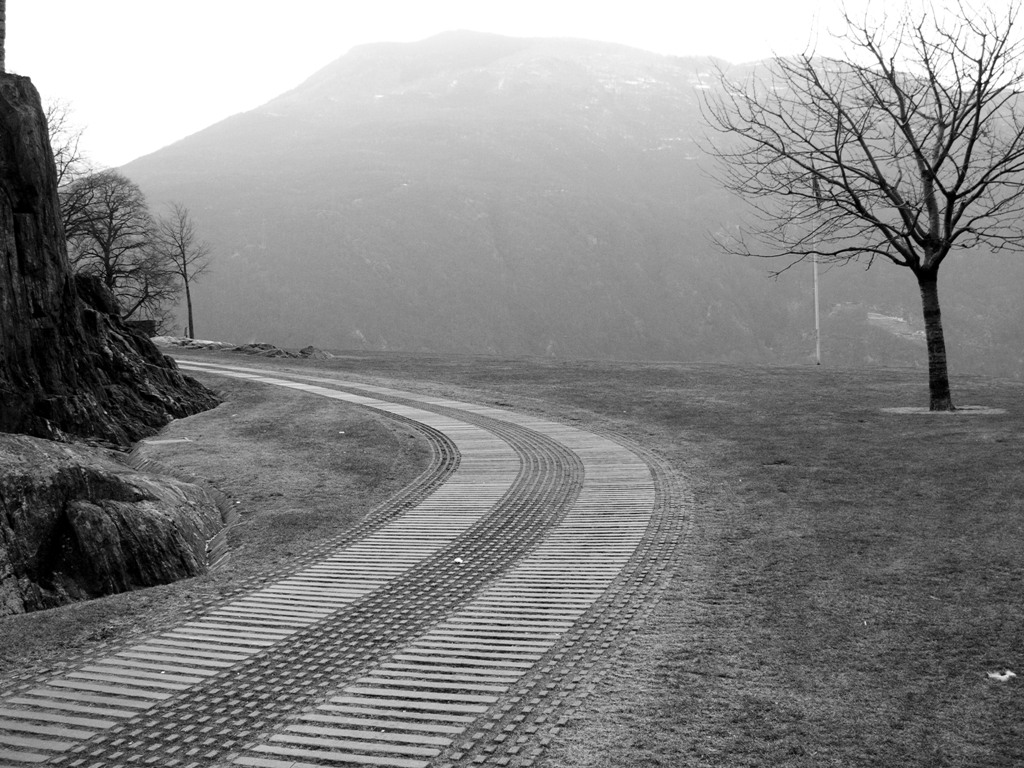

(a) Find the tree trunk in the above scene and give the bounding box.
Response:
[916,269,955,411]
[184,281,195,338]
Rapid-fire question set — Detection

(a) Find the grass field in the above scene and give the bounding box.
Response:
[3,350,1021,766]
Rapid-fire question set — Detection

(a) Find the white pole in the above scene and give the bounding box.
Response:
[813,255,821,365]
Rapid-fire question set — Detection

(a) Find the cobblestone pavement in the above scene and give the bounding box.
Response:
[0,362,689,768]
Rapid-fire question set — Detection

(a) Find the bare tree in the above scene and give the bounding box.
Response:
[153,202,212,338]
[702,2,1024,410]
[64,170,180,322]
[45,99,90,191]
[46,100,98,245]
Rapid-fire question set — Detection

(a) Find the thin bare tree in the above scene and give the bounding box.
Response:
[702,1,1024,410]
[153,203,212,338]
[45,99,90,190]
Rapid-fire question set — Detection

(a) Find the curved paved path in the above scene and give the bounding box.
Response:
[0,361,687,768]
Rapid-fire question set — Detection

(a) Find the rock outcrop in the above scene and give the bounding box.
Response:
[0,72,219,445]
[0,434,224,616]
[0,73,227,612]
[232,342,298,358]
[299,345,332,360]
[151,336,236,351]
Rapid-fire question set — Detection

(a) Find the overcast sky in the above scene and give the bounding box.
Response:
[3,1,942,167]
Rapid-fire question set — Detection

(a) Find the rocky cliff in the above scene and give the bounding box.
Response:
[0,72,226,613]
[0,434,224,615]
[0,72,219,445]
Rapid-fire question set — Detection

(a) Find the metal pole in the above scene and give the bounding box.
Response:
[813,255,821,365]
[1,0,6,74]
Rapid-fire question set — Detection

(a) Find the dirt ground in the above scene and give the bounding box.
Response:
[3,349,1022,767]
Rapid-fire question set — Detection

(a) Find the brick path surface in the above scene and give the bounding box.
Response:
[0,362,688,768]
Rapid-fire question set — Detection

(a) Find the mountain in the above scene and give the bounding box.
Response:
[123,31,1024,377]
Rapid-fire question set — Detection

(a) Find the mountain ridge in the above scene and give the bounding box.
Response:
[122,31,1024,378]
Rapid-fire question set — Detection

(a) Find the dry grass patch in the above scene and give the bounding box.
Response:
[205,351,1023,768]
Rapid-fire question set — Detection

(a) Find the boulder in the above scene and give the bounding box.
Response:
[0,433,225,616]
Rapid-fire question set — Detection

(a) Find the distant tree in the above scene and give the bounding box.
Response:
[64,170,180,322]
[153,202,212,338]
[702,2,1024,410]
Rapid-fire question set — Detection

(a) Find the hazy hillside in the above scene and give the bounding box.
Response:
[124,31,1024,377]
